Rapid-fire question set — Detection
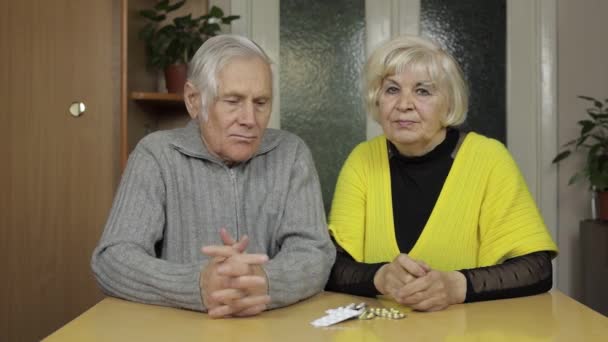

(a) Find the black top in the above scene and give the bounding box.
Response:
[390,128,459,253]
[325,130,553,303]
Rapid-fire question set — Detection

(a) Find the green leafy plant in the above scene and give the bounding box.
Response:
[138,0,239,70]
[553,95,608,190]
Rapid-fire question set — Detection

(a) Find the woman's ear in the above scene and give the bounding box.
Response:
[184,81,201,120]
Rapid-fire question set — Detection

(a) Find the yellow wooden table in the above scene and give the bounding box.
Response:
[45,290,607,341]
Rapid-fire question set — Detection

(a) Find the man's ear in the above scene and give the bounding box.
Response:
[184,81,201,120]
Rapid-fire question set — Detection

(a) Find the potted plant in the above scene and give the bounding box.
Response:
[138,0,239,93]
[553,95,608,219]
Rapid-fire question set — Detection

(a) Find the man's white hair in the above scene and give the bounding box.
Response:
[187,34,273,121]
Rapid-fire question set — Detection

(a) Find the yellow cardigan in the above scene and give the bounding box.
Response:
[328,132,557,271]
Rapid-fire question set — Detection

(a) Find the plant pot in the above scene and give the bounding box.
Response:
[597,191,608,221]
[164,64,187,93]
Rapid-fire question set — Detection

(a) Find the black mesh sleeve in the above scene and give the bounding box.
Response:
[325,241,386,297]
[460,251,553,303]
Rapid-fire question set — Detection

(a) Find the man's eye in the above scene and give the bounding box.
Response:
[225,98,239,104]
[255,100,268,106]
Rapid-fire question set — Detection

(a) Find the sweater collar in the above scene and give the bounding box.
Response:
[388,128,461,163]
[169,119,282,164]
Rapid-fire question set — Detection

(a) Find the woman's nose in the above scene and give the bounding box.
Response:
[396,92,414,112]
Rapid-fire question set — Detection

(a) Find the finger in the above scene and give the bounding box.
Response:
[202,255,227,265]
[227,275,267,289]
[417,260,431,273]
[397,290,427,306]
[396,254,427,277]
[219,227,237,245]
[229,294,271,311]
[208,304,234,318]
[219,228,250,253]
[381,263,414,291]
[403,273,416,284]
[411,296,447,312]
[383,272,405,295]
[202,245,241,258]
[208,295,270,318]
[232,235,249,253]
[234,303,267,317]
[217,254,269,276]
[211,288,246,303]
[389,262,417,285]
[397,275,432,299]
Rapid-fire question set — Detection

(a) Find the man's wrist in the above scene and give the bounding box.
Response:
[252,265,270,295]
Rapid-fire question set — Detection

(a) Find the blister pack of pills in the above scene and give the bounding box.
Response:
[310,303,366,327]
[310,303,407,327]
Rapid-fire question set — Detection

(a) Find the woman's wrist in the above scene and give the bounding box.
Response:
[373,265,387,294]
[446,271,467,304]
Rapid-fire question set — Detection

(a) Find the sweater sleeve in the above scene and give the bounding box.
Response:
[461,251,553,302]
[263,140,336,309]
[478,141,558,266]
[325,240,386,296]
[327,144,368,262]
[91,147,205,311]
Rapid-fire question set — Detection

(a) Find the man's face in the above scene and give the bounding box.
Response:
[200,57,272,165]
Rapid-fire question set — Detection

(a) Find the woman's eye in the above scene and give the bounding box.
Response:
[416,88,431,96]
[385,86,400,94]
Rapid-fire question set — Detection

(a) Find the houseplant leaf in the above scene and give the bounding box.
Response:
[552,150,571,163]
[209,6,224,17]
[579,95,603,108]
[568,172,584,186]
[166,0,186,12]
[554,95,608,192]
[139,9,165,22]
[155,0,170,11]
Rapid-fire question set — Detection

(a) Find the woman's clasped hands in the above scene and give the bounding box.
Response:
[374,254,466,311]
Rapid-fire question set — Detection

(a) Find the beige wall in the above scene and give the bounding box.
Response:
[557,0,608,299]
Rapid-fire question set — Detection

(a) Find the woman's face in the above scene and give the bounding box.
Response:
[377,67,449,156]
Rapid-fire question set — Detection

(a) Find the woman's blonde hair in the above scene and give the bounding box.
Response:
[363,35,468,126]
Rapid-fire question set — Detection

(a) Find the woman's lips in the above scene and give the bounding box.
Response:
[394,120,417,128]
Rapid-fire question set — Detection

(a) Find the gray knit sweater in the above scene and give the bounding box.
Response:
[91,120,335,312]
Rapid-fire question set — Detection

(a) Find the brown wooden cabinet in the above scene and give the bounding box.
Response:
[120,0,208,168]
[580,220,608,316]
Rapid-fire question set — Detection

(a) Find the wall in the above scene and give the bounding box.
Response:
[557,0,608,299]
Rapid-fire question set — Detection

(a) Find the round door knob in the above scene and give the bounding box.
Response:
[69,102,86,117]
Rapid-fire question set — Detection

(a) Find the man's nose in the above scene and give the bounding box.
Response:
[238,101,256,127]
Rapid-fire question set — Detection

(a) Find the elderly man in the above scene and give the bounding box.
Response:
[91,35,335,318]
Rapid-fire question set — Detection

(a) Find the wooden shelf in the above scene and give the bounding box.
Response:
[130,91,183,102]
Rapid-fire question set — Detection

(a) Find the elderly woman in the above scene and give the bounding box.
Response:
[326,35,557,311]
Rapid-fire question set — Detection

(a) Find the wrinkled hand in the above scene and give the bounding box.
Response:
[200,228,270,318]
[393,269,466,312]
[373,253,429,297]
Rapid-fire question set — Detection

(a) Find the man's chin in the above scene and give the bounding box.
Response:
[223,150,256,165]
